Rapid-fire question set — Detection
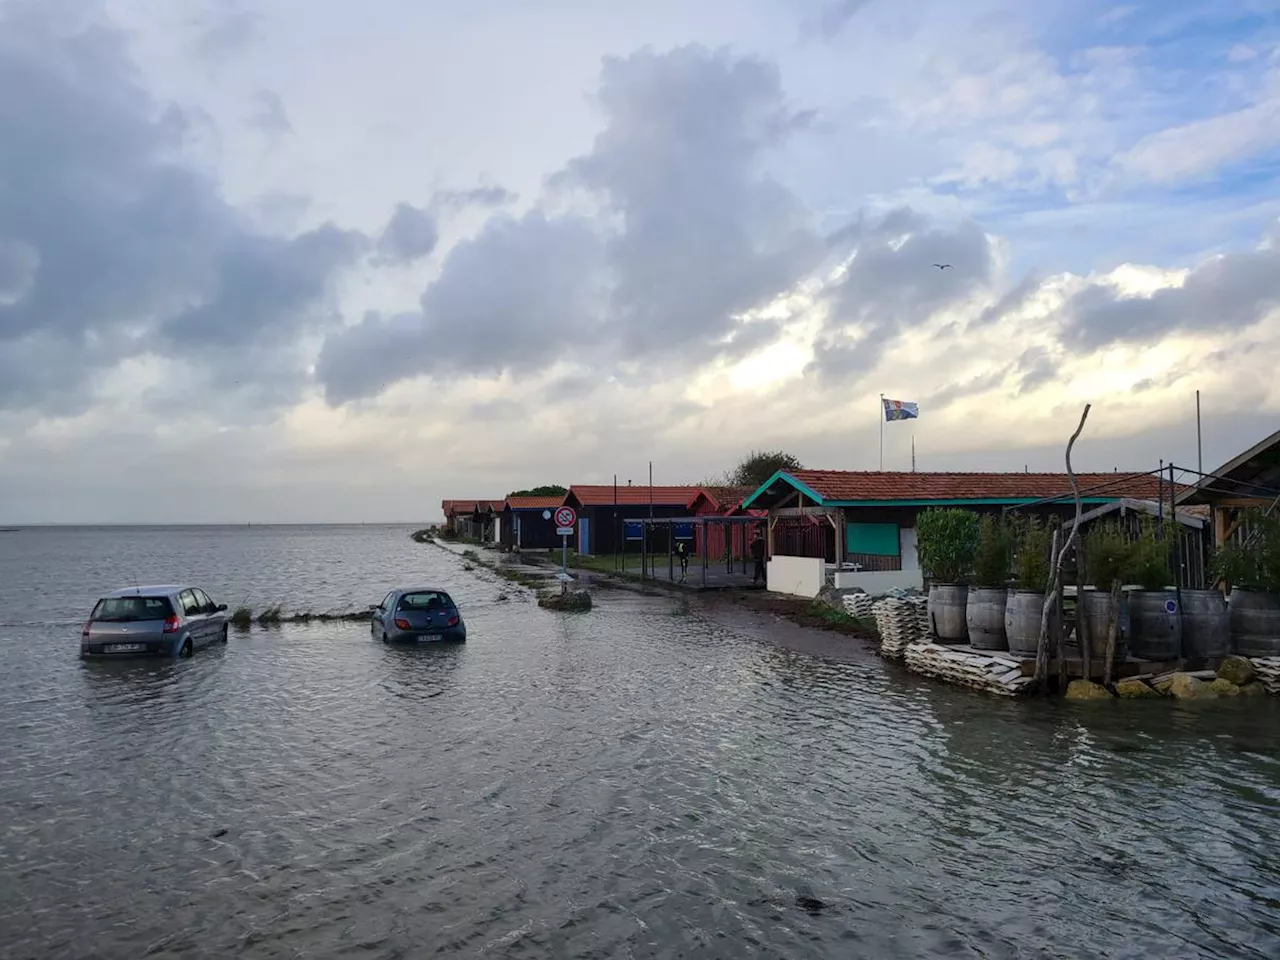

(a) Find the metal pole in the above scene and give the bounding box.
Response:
[614,473,618,573]
[561,533,567,591]
[649,461,653,521]
[1196,390,1203,476]
[702,521,708,587]
[1157,459,1164,537]
[1170,462,1184,658]
[878,393,884,470]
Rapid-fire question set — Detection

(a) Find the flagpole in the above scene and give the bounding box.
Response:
[912,434,916,472]
[878,393,884,471]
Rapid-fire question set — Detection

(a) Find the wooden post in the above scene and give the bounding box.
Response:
[1103,579,1121,688]
[1034,526,1060,688]
[1078,542,1092,680]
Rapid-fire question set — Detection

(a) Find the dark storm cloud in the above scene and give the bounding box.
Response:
[316,44,822,404]
[807,209,994,378]
[1059,245,1280,349]
[0,2,367,414]
[317,212,605,403]
[376,203,440,263]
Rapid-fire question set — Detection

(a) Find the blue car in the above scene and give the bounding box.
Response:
[371,587,467,644]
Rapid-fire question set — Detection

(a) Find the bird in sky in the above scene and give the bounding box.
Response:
[932,263,952,270]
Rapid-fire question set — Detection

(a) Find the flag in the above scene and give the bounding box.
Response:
[882,398,919,422]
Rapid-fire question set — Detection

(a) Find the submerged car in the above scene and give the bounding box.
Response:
[371,587,467,644]
[81,585,229,659]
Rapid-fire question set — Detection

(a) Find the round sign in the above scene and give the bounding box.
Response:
[1164,599,1178,614]
[542,510,552,520]
[554,506,577,528]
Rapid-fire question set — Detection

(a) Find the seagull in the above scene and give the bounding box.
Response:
[932,263,953,270]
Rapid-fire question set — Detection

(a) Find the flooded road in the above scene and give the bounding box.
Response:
[2,526,1279,958]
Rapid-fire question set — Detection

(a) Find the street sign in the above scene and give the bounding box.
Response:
[554,506,577,528]
[553,506,577,586]
[556,526,575,536]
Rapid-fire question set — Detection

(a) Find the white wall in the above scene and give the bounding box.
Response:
[832,569,923,593]
[767,556,825,598]
[899,527,919,570]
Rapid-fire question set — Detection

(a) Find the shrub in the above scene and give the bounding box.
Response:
[915,508,980,584]
[1082,521,1133,588]
[1012,515,1052,591]
[973,515,1012,588]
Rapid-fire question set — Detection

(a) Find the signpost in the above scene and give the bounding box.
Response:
[554,506,577,585]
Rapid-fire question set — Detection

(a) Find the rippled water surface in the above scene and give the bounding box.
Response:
[2,525,1280,959]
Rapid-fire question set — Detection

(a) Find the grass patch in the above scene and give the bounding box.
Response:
[230,606,253,629]
[538,590,593,612]
[411,529,434,543]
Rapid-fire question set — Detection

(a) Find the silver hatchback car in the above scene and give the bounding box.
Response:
[371,586,467,644]
[81,585,229,659]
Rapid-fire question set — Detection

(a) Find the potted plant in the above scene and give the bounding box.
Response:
[1214,509,1280,657]
[916,508,980,644]
[1004,515,1051,657]
[1080,521,1132,666]
[966,515,1011,650]
[1123,517,1183,662]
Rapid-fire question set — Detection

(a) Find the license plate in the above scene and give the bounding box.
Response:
[416,633,442,643]
[105,643,145,653]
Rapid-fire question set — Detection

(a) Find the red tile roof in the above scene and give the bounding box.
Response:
[688,486,755,510]
[767,470,1178,503]
[442,499,504,516]
[568,484,704,507]
[505,496,567,510]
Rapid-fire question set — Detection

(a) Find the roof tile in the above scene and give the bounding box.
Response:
[505,496,567,510]
[569,484,704,507]
[773,470,1178,503]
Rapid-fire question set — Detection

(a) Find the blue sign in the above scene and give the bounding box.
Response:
[674,522,694,540]
[1164,599,1178,614]
[624,521,643,541]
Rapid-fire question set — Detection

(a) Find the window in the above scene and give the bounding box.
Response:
[179,590,202,616]
[379,591,395,610]
[397,591,452,611]
[91,596,174,622]
[192,588,214,612]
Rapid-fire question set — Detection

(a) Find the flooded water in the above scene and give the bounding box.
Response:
[2,525,1279,959]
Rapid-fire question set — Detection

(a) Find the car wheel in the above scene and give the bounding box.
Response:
[179,639,193,658]
[381,633,390,644]
[220,626,229,644]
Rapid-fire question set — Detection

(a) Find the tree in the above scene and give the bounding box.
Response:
[507,484,568,498]
[713,450,803,489]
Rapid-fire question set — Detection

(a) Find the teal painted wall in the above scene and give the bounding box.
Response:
[846,522,900,556]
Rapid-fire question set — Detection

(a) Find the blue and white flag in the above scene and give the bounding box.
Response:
[882,398,919,422]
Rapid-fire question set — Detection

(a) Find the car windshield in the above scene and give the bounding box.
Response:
[397,591,452,611]
[92,596,175,622]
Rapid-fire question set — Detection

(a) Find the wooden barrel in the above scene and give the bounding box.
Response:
[1181,589,1230,662]
[1127,589,1182,662]
[1004,590,1044,658]
[1075,589,1129,663]
[1228,590,1280,657]
[928,583,969,644]
[966,587,1008,651]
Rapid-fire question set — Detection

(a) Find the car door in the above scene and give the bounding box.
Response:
[373,591,395,636]
[194,588,223,643]
[178,589,206,647]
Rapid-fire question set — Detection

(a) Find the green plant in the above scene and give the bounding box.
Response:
[1012,515,1052,591]
[915,508,980,584]
[1211,509,1280,592]
[229,606,253,629]
[973,515,1012,588]
[1082,521,1132,588]
[1129,517,1172,590]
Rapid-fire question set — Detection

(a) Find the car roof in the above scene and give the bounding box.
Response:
[394,586,452,595]
[102,585,191,598]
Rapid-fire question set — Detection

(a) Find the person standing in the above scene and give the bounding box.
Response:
[675,538,689,583]
[750,532,767,586]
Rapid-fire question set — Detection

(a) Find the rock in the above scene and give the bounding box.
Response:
[1237,681,1267,697]
[1216,655,1257,686]
[1065,679,1113,701]
[1167,673,1217,700]
[537,589,593,612]
[1116,678,1162,699]
[1209,677,1242,697]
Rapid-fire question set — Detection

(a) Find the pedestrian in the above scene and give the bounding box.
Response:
[676,538,689,583]
[751,533,766,586]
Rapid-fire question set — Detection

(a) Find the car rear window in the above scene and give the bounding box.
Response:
[92,596,175,622]
[397,591,453,611]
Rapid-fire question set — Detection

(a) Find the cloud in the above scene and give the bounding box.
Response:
[376,203,440,263]
[251,90,292,134]
[0,1,367,415]
[434,185,519,211]
[1059,241,1280,349]
[192,0,261,62]
[1114,97,1280,184]
[807,210,996,377]
[316,44,824,403]
[815,0,875,39]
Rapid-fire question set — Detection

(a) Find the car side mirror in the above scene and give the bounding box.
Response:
[368,604,380,611]
[216,603,227,612]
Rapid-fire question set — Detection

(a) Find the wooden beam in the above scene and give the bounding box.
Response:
[1208,496,1273,509]
[769,506,837,518]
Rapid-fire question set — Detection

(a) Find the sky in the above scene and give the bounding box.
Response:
[1,0,1279,523]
